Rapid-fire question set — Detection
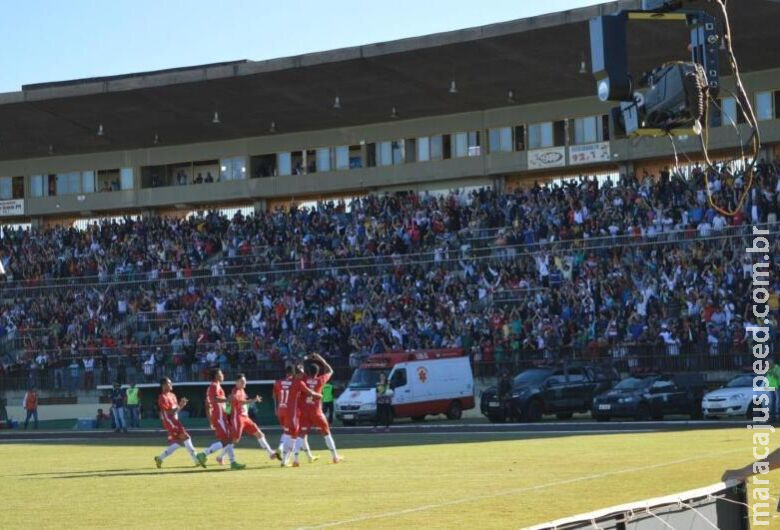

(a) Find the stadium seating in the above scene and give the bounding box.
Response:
[0,161,778,391]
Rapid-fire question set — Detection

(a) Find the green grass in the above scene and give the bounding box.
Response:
[1,429,778,529]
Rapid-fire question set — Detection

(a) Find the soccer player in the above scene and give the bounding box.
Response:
[154,377,206,469]
[229,373,277,461]
[298,353,343,464]
[276,364,322,467]
[197,368,245,470]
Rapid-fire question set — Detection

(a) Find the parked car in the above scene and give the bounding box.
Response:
[592,374,704,421]
[480,363,619,423]
[702,373,768,420]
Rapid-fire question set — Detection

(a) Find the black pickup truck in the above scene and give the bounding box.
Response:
[480,363,620,423]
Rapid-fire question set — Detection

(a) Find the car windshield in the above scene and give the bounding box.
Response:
[726,375,755,388]
[513,369,553,386]
[348,368,387,389]
[614,377,653,390]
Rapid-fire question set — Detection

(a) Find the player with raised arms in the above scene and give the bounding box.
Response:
[298,353,343,465]
[276,363,322,466]
[154,377,206,469]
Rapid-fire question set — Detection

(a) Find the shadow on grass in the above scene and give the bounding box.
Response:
[20,465,276,480]
[0,422,743,453]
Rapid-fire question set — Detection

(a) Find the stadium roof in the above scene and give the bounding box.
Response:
[0,0,777,162]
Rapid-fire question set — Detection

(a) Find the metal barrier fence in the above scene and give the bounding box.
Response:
[1,339,768,393]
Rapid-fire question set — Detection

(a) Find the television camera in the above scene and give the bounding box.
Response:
[589,0,721,137]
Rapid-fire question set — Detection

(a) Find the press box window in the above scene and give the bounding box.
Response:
[756,91,775,121]
[528,122,554,149]
[488,127,513,153]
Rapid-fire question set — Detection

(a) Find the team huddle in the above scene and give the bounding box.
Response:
[154,353,343,469]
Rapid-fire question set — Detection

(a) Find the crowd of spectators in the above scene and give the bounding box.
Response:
[2,159,780,390]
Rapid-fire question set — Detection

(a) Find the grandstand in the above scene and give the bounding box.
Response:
[0,0,779,527]
[0,0,776,400]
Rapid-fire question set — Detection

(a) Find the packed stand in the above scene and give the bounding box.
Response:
[2,159,780,390]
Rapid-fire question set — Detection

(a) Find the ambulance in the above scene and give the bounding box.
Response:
[335,349,475,426]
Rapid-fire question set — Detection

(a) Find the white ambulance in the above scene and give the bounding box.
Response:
[335,349,475,426]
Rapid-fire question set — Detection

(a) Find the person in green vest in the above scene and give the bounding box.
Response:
[321,380,334,424]
[126,383,141,429]
[768,360,780,420]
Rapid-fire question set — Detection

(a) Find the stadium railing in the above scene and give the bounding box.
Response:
[1,337,771,392]
[526,480,748,529]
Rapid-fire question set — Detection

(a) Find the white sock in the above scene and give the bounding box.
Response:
[282,437,296,465]
[204,441,223,456]
[257,436,274,456]
[293,437,304,463]
[159,443,179,461]
[183,438,198,462]
[324,434,339,459]
[303,436,313,458]
[225,444,236,464]
[278,433,289,453]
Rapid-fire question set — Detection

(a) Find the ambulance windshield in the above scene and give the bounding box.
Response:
[348,368,388,389]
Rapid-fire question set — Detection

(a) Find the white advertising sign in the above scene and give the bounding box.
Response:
[528,146,566,170]
[568,141,611,166]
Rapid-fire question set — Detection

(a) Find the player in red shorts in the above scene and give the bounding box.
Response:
[196,368,244,470]
[229,373,278,461]
[275,364,321,467]
[154,377,205,469]
[297,353,343,464]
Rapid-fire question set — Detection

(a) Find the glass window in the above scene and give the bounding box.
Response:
[416,137,430,162]
[453,132,468,158]
[528,122,554,149]
[220,157,247,181]
[316,149,331,172]
[335,146,349,170]
[277,152,292,176]
[756,91,774,121]
[81,171,96,193]
[721,97,738,126]
[467,131,481,156]
[430,135,443,161]
[574,116,600,144]
[489,127,513,153]
[56,172,80,195]
[120,168,134,190]
[378,141,392,166]
[0,177,11,200]
[31,175,45,197]
[391,140,404,165]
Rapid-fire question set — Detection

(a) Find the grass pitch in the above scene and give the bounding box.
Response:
[1,427,777,529]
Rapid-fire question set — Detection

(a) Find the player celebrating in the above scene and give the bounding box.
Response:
[275,364,322,466]
[230,373,278,461]
[197,368,245,470]
[273,365,297,460]
[154,377,206,469]
[298,353,343,464]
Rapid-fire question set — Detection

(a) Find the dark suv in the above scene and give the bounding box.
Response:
[480,363,619,423]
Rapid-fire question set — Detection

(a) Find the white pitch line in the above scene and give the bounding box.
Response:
[295,448,745,530]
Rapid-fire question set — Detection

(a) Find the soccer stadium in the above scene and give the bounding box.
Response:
[1,0,780,527]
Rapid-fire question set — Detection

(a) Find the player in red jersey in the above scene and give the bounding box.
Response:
[229,373,278,461]
[196,368,244,470]
[273,365,297,458]
[154,377,205,469]
[275,364,321,466]
[297,353,343,464]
